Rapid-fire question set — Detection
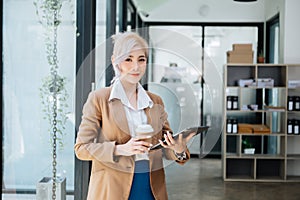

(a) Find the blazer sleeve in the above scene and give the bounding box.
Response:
[74,91,117,164]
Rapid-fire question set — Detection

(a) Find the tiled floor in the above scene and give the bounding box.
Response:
[165,158,300,200]
[3,158,300,199]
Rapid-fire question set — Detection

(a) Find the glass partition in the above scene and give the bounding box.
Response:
[147,26,204,155]
[204,26,258,155]
[3,0,76,198]
[147,25,259,156]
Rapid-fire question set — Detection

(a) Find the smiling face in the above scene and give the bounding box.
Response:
[110,32,149,85]
[118,48,147,85]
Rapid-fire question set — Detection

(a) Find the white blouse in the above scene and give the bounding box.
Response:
[109,79,153,160]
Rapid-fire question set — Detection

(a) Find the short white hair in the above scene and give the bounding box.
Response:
[111,32,149,83]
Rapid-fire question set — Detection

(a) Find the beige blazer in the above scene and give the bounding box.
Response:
[74,87,190,200]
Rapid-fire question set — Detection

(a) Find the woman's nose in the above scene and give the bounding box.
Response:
[132,61,139,70]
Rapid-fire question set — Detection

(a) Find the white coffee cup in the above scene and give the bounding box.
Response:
[134,124,154,142]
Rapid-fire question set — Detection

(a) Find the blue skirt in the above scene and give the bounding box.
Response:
[128,160,155,200]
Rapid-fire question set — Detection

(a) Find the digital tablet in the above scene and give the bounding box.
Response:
[149,126,210,150]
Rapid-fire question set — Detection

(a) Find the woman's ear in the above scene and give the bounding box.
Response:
[111,56,115,66]
[111,56,122,72]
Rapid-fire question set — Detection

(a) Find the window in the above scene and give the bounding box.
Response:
[3,0,76,196]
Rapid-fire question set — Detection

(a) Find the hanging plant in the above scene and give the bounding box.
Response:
[33,0,74,199]
[39,74,69,149]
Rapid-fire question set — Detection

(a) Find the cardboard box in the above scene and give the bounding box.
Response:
[227,43,254,63]
[252,125,271,134]
[238,123,271,134]
[233,43,253,51]
[227,51,253,64]
[238,123,253,133]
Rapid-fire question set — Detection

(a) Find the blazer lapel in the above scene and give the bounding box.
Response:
[145,105,164,136]
[145,107,152,125]
[109,99,131,138]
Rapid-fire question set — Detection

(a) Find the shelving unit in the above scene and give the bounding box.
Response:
[223,64,300,182]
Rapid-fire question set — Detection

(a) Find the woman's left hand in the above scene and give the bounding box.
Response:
[159,131,195,153]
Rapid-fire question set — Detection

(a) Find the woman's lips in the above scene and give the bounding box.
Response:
[130,73,140,76]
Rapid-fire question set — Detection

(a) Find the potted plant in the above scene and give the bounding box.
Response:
[242,138,255,154]
[33,0,74,199]
[257,50,265,63]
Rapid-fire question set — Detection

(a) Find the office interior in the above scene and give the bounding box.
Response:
[2,0,300,199]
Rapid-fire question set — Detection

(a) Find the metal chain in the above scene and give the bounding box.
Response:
[52,7,59,200]
[52,94,57,200]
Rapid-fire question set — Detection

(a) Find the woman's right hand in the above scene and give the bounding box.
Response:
[114,138,152,156]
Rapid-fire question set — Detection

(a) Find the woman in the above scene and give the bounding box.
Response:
[74,31,195,200]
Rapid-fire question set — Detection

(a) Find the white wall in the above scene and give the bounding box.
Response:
[135,0,265,22]
[264,0,285,20]
[283,0,300,63]
[135,0,300,63]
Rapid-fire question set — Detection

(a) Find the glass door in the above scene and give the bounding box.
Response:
[146,25,260,157]
[267,14,280,64]
[147,26,203,155]
[204,26,259,155]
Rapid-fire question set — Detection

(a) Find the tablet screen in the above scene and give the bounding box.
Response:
[150,126,209,150]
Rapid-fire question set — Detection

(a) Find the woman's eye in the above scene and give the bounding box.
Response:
[125,58,132,62]
[139,58,146,62]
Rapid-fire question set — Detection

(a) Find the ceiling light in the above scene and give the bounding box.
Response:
[234,0,257,2]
